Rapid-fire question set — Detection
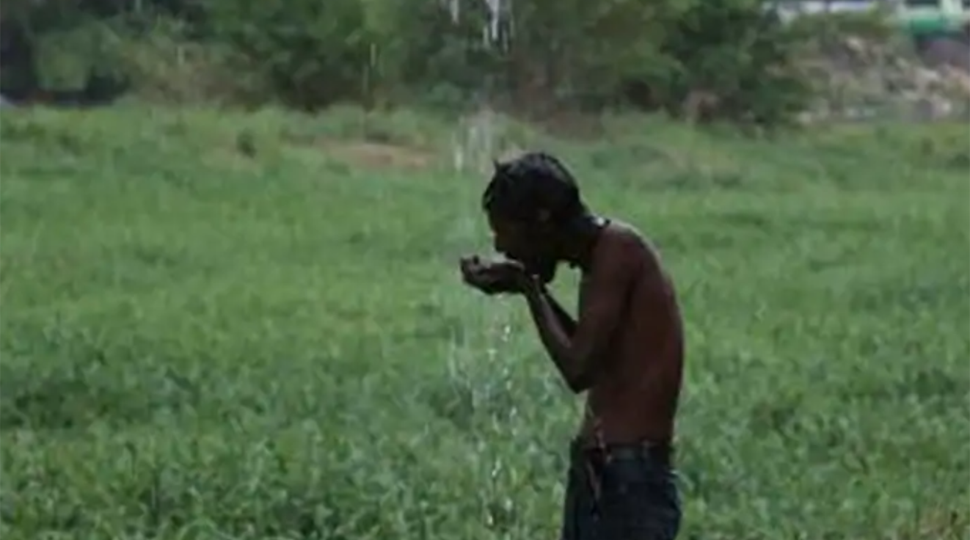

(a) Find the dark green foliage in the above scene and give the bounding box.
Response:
[2,0,870,125]
[203,0,375,111]
[657,0,813,125]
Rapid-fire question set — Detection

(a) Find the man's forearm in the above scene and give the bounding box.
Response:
[542,286,577,337]
[522,280,589,393]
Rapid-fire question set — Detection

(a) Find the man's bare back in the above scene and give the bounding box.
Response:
[577,220,684,445]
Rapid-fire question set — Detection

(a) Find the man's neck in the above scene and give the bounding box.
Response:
[562,214,608,271]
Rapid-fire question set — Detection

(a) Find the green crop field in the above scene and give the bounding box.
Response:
[1,106,968,540]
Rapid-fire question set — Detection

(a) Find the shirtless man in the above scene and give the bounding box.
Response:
[459,152,684,539]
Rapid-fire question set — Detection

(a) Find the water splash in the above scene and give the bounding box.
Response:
[448,0,460,23]
[452,107,498,174]
[448,0,506,42]
[445,0,516,409]
[484,310,513,365]
[483,0,503,43]
[449,0,511,175]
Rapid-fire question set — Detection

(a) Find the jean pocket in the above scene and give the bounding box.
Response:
[602,456,655,489]
[598,464,682,540]
[602,458,680,512]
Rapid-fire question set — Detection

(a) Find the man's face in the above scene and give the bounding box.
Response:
[486,211,558,283]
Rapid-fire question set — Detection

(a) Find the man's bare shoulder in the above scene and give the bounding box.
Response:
[601,219,656,262]
[598,218,674,288]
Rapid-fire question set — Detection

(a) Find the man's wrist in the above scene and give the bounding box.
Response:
[518,273,541,297]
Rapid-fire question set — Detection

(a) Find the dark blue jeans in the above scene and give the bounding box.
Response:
[559,439,682,540]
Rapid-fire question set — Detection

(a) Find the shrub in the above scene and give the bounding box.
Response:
[203,0,376,111]
[4,0,841,126]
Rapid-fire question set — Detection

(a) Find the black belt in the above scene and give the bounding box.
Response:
[571,438,675,468]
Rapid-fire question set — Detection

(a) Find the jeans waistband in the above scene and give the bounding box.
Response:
[570,437,675,467]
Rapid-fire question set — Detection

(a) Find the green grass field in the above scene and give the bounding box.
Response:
[1,106,968,540]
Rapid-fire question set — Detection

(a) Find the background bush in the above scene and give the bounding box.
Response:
[0,0,896,125]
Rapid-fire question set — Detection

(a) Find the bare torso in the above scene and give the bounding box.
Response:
[577,221,684,445]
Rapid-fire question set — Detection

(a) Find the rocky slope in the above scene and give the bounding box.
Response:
[803,35,970,121]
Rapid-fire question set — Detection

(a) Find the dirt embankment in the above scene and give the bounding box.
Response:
[803,35,970,122]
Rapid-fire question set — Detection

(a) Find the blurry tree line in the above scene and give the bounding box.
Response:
[0,0,891,125]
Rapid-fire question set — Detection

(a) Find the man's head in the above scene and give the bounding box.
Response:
[481,151,588,283]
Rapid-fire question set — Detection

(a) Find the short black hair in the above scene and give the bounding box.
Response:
[482,151,586,225]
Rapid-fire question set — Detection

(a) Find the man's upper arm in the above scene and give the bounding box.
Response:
[571,234,642,370]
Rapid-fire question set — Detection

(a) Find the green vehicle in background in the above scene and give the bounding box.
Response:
[771,0,969,66]
[896,0,970,34]
[773,0,968,38]
[895,0,969,39]
[894,0,969,67]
